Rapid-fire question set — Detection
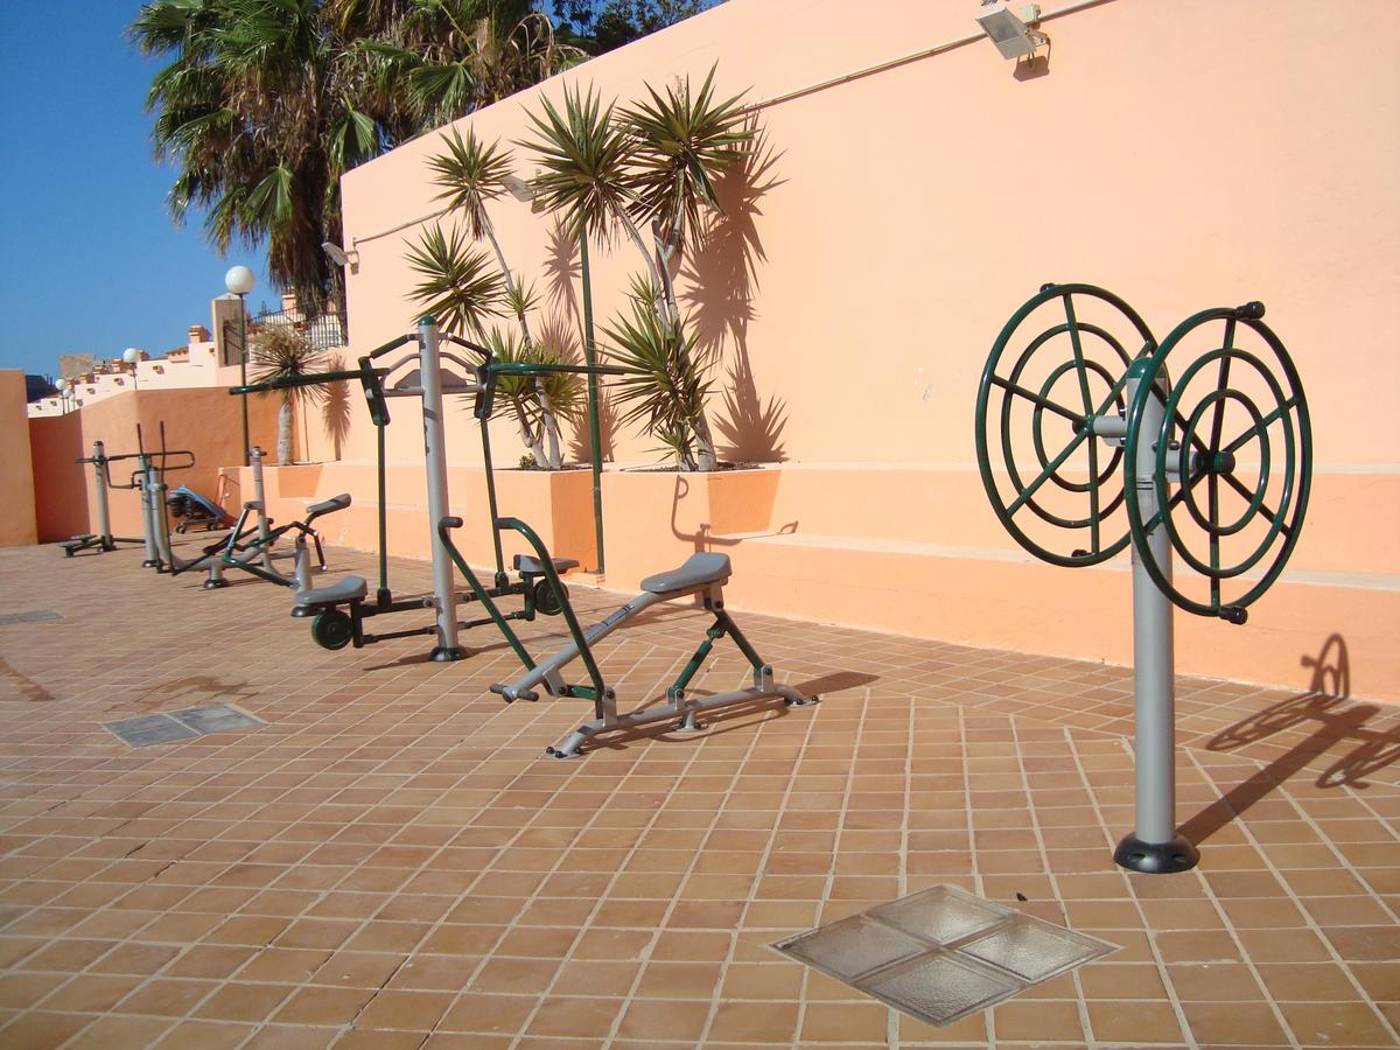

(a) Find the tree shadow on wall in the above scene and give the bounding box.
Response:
[544,217,582,324]
[320,354,353,460]
[680,127,790,464]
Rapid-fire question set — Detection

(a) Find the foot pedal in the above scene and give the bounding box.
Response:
[490,683,539,703]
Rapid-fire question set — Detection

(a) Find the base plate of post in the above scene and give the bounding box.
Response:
[1113,833,1200,874]
[430,646,467,662]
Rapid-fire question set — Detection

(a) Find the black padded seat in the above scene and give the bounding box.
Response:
[639,553,731,595]
[307,493,351,517]
[513,554,580,576]
[295,575,367,605]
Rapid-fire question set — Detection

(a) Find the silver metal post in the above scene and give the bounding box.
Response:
[251,447,272,570]
[418,317,465,661]
[91,441,113,546]
[153,472,174,571]
[1114,364,1199,873]
[140,458,161,568]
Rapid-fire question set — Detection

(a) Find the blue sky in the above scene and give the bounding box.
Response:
[0,1,273,378]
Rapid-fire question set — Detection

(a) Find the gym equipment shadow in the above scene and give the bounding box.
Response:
[565,670,878,756]
[360,602,703,672]
[1180,634,1398,848]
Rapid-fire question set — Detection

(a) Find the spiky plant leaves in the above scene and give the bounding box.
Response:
[504,273,541,322]
[249,324,326,406]
[404,223,506,335]
[518,84,635,242]
[427,128,514,239]
[601,295,711,468]
[620,64,754,252]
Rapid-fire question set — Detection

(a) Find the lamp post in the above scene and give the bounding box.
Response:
[122,347,142,390]
[225,265,256,465]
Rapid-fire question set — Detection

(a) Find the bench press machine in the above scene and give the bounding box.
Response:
[440,516,817,758]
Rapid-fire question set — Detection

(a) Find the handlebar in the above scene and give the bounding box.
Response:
[230,367,372,396]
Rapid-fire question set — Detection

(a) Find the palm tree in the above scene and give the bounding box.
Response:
[520,74,753,470]
[427,128,567,467]
[249,325,325,464]
[131,0,582,313]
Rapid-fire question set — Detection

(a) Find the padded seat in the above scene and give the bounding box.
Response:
[295,574,367,606]
[307,493,351,517]
[640,553,731,595]
[513,554,580,576]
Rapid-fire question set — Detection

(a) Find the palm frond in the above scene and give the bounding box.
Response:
[404,222,506,335]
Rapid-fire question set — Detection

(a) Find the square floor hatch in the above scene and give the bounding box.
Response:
[105,704,263,748]
[772,883,1116,1027]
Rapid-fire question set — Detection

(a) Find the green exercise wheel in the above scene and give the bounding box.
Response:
[975,282,1158,566]
[1124,302,1312,620]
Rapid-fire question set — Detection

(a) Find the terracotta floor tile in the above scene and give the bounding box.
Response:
[64,1015,175,1050]
[991,998,1085,1041]
[273,985,377,1025]
[708,1000,800,1043]
[616,999,712,1041]
[1277,1000,1396,1046]
[112,977,216,1016]
[1086,999,1185,1043]
[354,988,455,1031]
[799,1001,889,1042]
[525,996,625,1038]
[438,992,536,1034]
[1180,1001,1291,1045]
[194,981,294,1021]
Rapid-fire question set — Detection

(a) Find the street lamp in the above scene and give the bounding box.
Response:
[225,265,256,465]
[122,347,142,390]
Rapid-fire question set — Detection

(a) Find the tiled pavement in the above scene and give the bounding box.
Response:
[0,540,1395,1049]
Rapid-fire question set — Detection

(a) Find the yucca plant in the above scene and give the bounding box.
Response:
[484,326,585,467]
[601,292,712,471]
[404,222,505,335]
[426,127,570,467]
[249,325,325,466]
[521,72,755,470]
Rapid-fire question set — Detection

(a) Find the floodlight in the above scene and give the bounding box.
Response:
[975,4,1046,60]
[503,174,535,203]
[322,242,350,267]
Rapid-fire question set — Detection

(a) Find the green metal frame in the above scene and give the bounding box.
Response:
[975,282,1157,567]
[1124,305,1312,618]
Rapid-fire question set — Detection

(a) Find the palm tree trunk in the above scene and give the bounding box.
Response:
[277,399,294,466]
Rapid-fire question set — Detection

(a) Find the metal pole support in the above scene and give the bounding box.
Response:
[91,441,114,548]
[140,458,161,568]
[419,317,466,661]
[251,447,273,571]
[1113,364,1200,874]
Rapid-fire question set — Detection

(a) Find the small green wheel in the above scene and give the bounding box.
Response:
[311,608,354,650]
[532,577,569,617]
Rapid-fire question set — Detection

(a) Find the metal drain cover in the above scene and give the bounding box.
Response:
[773,883,1116,1027]
[105,704,263,748]
[0,610,62,626]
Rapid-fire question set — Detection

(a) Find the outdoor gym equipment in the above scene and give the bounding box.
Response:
[975,282,1311,873]
[61,435,193,558]
[152,446,350,593]
[440,515,818,759]
[230,316,578,660]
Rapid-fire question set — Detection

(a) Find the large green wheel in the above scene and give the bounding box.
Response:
[311,609,354,650]
[975,283,1157,566]
[1123,302,1312,619]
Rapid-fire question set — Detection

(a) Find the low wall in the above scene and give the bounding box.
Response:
[27,387,280,543]
[0,371,37,546]
[250,460,1400,703]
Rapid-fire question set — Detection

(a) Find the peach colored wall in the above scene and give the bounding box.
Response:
[28,387,280,542]
[0,372,38,546]
[272,0,1397,698]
